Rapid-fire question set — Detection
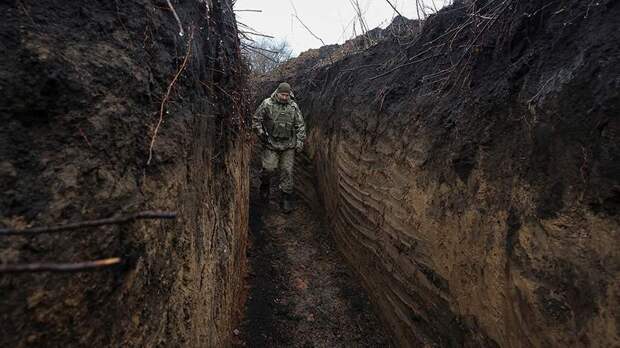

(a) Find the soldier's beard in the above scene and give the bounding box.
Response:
[276,93,290,103]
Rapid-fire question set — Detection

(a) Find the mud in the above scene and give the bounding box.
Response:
[235,152,390,347]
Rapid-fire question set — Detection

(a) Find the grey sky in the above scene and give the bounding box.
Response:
[234,0,451,55]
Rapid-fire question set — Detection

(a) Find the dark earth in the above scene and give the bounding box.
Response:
[1,0,618,346]
[233,160,391,347]
[1,0,248,346]
[256,0,620,346]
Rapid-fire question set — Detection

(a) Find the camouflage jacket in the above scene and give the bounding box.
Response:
[252,90,306,151]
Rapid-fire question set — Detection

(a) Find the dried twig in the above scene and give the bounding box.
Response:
[241,42,279,54]
[237,21,264,34]
[0,211,177,236]
[369,53,443,80]
[433,0,513,93]
[415,0,424,27]
[241,46,279,64]
[289,0,326,46]
[234,9,262,13]
[336,15,357,43]
[165,0,185,36]
[384,0,404,18]
[292,14,326,46]
[239,30,274,39]
[16,0,36,25]
[0,258,122,273]
[147,31,193,166]
[78,127,93,148]
[349,0,373,47]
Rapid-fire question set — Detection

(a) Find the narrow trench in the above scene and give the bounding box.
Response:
[234,159,391,347]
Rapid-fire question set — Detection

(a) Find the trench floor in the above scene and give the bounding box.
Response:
[234,181,391,347]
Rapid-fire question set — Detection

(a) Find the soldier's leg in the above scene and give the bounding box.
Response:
[260,148,279,200]
[278,149,295,194]
[279,149,295,213]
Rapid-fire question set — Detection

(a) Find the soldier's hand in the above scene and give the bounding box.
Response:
[255,130,265,143]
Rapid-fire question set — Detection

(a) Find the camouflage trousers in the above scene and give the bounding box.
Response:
[262,148,295,194]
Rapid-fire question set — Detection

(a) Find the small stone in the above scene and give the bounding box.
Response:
[233,329,240,336]
[64,298,80,307]
[294,277,308,290]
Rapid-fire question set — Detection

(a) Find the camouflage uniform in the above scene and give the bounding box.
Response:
[252,89,305,195]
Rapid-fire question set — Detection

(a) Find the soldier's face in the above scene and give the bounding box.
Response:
[277,92,290,102]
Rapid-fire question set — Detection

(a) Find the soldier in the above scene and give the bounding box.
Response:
[252,82,306,213]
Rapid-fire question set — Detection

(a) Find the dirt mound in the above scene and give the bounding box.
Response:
[261,0,620,346]
[271,16,421,82]
[1,1,248,346]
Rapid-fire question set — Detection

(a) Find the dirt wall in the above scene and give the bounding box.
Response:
[0,0,249,346]
[264,0,620,346]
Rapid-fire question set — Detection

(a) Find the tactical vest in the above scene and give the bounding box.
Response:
[264,102,295,140]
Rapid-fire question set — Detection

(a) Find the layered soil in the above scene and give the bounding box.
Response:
[261,0,620,346]
[2,0,619,346]
[0,1,249,346]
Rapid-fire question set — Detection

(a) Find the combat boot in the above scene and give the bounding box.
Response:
[259,173,271,202]
[282,192,293,214]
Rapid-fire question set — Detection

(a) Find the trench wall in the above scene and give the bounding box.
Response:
[0,1,249,346]
[266,0,620,346]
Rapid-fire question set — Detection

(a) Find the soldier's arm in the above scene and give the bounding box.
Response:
[252,100,268,137]
[294,104,306,149]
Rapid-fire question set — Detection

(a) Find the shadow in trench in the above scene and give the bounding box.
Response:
[235,154,391,347]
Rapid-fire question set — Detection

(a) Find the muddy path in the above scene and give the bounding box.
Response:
[234,170,391,347]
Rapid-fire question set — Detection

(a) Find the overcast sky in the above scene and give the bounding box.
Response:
[234,0,451,55]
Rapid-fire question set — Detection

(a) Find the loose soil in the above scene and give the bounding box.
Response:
[234,171,391,347]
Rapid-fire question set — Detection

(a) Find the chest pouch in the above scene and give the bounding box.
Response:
[271,110,294,139]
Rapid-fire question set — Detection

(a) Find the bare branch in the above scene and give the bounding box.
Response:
[384,0,404,18]
[240,30,274,39]
[289,0,326,46]
[242,37,293,73]
[165,0,185,36]
[369,53,443,80]
[292,14,326,46]
[0,211,177,236]
[349,0,374,47]
[0,258,122,273]
[241,43,279,54]
[241,46,279,63]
